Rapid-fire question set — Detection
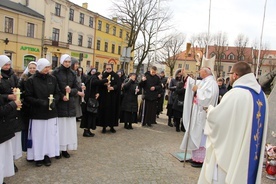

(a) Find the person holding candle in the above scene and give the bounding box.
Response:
[52,54,82,158]
[24,58,60,167]
[97,64,121,133]
[120,73,141,129]
[18,61,37,152]
[0,57,22,184]
[0,55,22,172]
[80,70,108,137]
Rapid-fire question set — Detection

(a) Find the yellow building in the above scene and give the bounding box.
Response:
[0,0,44,73]
[94,15,133,73]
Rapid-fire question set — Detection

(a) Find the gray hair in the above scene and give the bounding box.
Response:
[201,67,212,75]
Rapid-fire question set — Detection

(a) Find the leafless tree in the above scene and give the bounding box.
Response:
[251,39,269,75]
[111,0,171,74]
[234,34,249,61]
[212,32,228,77]
[158,33,186,76]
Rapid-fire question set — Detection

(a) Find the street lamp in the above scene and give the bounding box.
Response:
[43,46,48,57]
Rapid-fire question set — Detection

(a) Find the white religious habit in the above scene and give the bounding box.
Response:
[180,75,219,162]
[198,73,268,184]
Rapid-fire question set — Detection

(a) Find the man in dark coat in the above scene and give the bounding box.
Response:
[156,71,167,117]
[97,64,121,133]
[139,66,162,127]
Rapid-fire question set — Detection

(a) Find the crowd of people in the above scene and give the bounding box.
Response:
[0,53,269,183]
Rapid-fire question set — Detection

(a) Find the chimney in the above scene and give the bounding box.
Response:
[82,3,88,9]
[112,17,118,22]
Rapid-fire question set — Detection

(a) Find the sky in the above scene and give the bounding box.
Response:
[70,0,276,50]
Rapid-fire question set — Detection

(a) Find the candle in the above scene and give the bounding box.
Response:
[135,86,138,95]
[66,86,70,99]
[48,94,54,110]
[107,75,111,92]
[14,88,21,110]
[81,83,85,103]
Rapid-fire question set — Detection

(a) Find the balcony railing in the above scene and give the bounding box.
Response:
[44,39,69,48]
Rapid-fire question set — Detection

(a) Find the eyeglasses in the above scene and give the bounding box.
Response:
[106,68,112,70]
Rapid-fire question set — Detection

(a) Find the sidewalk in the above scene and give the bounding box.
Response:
[5,112,274,184]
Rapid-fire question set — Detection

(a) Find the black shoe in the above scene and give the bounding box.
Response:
[168,122,173,127]
[43,155,51,166]
[83,129,92,137]
[176,128,180,132]
[191,161,203,168]
[35,160,43,167]
[181,126,185,132]
[61,151,70,158]
[153,122,157,124]
[110,127,116,133]
[102,127,106,133]
[147,124,152,127]
[14,164,18,172]
[128,124,133,129]
[124,123,128,129]
[55,154,61,159]
[88,130,95,137]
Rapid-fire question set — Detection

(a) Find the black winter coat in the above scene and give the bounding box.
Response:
[139,71,162,101]
[0,97,17,144]
[172,81,186,113]
[25,71,60,120]
[0,68,22,132]
[52,65,80,117]
[121,79,140,113]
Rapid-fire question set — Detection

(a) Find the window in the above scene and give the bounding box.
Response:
[68,32,72,44]
[106,23,109,33]
[240,55,245,61]
[119,29,123,38]
[98,20,102,31]
[27,23,34,38]
[185,64,189,70]
[111,44,115,53]
[69,8,74,21]
[88,37,92,48]
[113,26,116,36]
[52,28,59,41]
[5,17,13,33]
[104,42,108,52]
[78,35,83,46]
[211,52,216,58]
[55,3,61,16]
[80,13,84,24]
[221,53,226,59]
[118,46,121,55]
[228,54,235,60]
[96,40,101,50]
[89,17,93,28]
[95,61,99,70]
[178,64,182,68]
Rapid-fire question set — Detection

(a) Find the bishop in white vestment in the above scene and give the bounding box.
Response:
[180,67,219,167]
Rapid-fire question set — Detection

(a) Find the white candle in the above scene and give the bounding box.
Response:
[49,94,54,110]
[135,86,138,95]
[81,83,85,103]
[66,86,70,99]
[14,88,21,110]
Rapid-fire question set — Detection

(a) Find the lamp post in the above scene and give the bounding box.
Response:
[43,46,48,58]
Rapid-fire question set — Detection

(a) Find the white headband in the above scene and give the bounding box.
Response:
[37,58,51,72]
[60,54,71,64]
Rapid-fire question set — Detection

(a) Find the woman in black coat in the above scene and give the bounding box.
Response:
[121,73,140,129]
[80,71,108,137]
[172,75,188,132]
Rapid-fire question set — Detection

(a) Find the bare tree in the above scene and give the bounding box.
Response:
[212,32,228,77]
[158,33,186,76]
[234,33,249,61]
[251,39,269,75]
[111,0,171,74]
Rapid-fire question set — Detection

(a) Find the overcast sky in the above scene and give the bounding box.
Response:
[70,0,276,50]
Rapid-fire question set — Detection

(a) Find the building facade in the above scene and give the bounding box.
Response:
[0,0,44,72]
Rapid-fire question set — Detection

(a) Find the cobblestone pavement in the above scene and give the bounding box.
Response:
[5,112,275,184]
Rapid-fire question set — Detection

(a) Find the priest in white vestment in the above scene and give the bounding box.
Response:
[198,61,268,184]
[180,67,219,167]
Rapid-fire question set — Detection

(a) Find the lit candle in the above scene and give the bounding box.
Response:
[66,86,70,99]
[48,94,54,110]
[135,86,138,95]
[107,75,111,92]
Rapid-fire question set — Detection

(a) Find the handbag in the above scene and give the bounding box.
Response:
[177,100,184,106]
[86,98,99,113]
